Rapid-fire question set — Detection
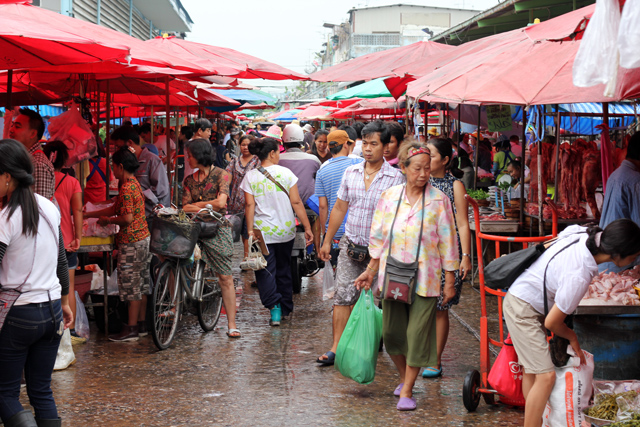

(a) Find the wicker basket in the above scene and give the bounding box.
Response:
[150,216,200,259]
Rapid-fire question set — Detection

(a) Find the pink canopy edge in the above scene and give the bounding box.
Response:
[145,36,308,80]
[406,5,640,105]
[308,41,456,82]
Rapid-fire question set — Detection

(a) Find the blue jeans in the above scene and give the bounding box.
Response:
[254,239,294,317]
[0,300,62,422]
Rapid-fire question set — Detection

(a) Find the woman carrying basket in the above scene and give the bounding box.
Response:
[85,146,152,342]
[182,138,240,338]
[504,220,640,427]
[354,140,459,411]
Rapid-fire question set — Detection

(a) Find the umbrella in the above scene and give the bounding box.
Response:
[328,78,393,100]
[211,89,277,104]
[309,41,456,82]
[145,36,308,80]
[406,5,640,105]
[237,102,276,110]
[295,105,336,120]
[0,0,129,70]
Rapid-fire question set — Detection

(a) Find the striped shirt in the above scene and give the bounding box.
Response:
[336,160,405,246]
[29,142,55,201]
[315,156,363,239]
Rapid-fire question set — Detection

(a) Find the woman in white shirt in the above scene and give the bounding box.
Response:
[241,138,313,326]
[504,220,640,427]
[0,139,72,427]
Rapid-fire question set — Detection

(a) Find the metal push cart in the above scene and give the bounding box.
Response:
[462,195,558,411]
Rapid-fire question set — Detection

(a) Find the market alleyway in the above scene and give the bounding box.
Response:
[25,245,524,426]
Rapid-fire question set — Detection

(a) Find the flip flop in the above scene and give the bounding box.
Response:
[397,397,416,411]
[394,383,404,397]
[316,351,335,365]
[226,329,241,338]
[422,366,442,378]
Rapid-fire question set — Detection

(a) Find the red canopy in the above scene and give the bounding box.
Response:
[295,105,336,120]
[145,36,308,80]
[406,5,640,105]
[237,102,275,110]
[308,41,456,82]
[0,0,129,70]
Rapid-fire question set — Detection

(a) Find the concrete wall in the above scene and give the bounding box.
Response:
[351,5,478,35]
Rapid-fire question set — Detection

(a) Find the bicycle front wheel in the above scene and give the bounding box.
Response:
[196,265,223,332]
[152,260,182,350]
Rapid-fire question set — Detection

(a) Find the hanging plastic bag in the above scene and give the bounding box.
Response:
[618,1,640,69]
[322,264,335,301]
[107,269,118,295]
[487,335,526,406]
[573,0,620,93]
[74,291,90,340]
[47,103,97,166]
[542,347,594,427]
[335,290,383,384]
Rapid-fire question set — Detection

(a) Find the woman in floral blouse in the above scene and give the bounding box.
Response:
[226,134,260,262]
[182,138,240,338]
[85,146,151,342]
[355,140,459,412]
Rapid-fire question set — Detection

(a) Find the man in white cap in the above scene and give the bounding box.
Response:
[279,124,321,205]
[302,123,315,151]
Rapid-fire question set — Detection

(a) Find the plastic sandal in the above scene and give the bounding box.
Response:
[316,351,335,365]
[397,397,416,411]
[394,383,404,397]
[422,366,442,378]
[226,329,242,338]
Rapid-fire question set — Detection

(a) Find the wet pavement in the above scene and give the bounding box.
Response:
[20,243,524,426]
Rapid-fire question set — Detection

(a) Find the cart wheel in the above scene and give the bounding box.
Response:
[483,392,496,405]
[463,370,482,412]
[197,271,223,332]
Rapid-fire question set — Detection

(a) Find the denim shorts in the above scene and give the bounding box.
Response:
[65,251,78,270]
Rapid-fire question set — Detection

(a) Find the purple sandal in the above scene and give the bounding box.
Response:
[397,397,416,411]
[393,383,404,397]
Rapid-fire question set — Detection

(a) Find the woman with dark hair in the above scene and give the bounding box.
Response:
[241,138,313,326]
[308,130,331,164]
[422,137,472,378]
[85,146,151,342]
[504,220,640,427]
[183,138,240,338]
[43,141,85,343]
[384,122,404,167]
[354,139,459,411]
[0,139,72,427]
[226,134,260,262]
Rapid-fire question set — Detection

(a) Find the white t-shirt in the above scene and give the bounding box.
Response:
[509,226,598,315]
[352,139,363,157]
[154,136,176,159]
[0,195,62,305]
[240,165,298,244]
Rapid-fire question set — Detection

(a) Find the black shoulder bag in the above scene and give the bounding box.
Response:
[484,239,557,290]
[542,238,581,368]
[380,186,425,305]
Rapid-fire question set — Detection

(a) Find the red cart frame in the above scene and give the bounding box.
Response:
[462,195,558,411]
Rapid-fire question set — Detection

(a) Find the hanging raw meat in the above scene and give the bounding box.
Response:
[582,148,602,220]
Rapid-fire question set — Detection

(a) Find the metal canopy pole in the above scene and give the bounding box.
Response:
[5,70,13,112]
[519,106,527,226]
[165,77,172,189]
[554,105,561,203]
[473,105,481,190]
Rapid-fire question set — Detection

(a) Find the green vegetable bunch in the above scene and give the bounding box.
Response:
[609,412,640,426]
[467,189,490,200]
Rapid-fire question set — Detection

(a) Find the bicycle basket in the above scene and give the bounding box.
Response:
[150,215,199,259]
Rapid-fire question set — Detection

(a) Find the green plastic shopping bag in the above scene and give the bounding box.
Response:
[335,289,383,384]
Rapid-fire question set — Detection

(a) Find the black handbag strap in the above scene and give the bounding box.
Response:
[542,237,582,318]
[258,166,289,199]
[387,185,425,262]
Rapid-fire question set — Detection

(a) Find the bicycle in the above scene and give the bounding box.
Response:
[149,206,225,350]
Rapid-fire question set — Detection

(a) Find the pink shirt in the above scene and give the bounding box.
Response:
[369,184,460,297]
[54,171,82,249]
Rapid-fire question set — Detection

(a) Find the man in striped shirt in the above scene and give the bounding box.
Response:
[315,130,362,266]
[316,121,405,365]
